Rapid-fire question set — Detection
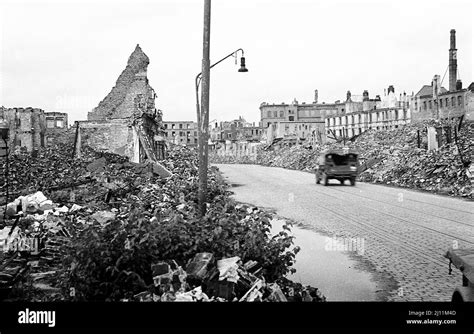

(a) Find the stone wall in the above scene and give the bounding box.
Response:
[76,119,139,162]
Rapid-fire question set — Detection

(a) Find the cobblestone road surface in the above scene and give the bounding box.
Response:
[215,164,474,301]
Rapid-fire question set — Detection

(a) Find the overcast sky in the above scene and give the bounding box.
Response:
[0,0,472,125]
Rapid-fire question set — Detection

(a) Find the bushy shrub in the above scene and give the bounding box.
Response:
[63,198,298,301]
[61,148,299,301]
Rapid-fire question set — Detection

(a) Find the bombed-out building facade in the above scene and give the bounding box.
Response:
[75,45,166,163]
[162,121,198,146]
[0,107,69,152]
[260,92,332,145]
[409,30,474,123]
[324,87,411,140]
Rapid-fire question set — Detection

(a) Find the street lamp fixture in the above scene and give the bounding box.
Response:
[195,47,248,147]
[195,48,248,98]
[238,55,248,72]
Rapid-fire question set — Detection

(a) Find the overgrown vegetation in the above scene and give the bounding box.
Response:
[59,146,299,301]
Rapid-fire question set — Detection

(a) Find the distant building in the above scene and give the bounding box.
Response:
[409,30,474,123]
[325,86,411,140]
[260,91,334,144]
[266,121,326,146]
[260,91,340,128]
[0,107,46,152]
[45,112,68,145]
[210,116,263,143]
[163,121,198,146]
[209,116,264,158]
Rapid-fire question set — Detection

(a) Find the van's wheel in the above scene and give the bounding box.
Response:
[323,173,329,186]
[350,177,356,186]
[315,172,320,184]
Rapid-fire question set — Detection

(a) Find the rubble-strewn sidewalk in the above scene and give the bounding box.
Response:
[0,134,326,302]
[211,120,473,199]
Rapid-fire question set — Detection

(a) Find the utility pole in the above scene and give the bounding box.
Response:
[198,0,211,216]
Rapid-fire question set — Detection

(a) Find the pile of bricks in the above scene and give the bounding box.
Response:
[353,120,472,198]
[130,252,326,302]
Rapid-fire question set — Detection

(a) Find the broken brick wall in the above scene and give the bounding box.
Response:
[77,119,139,162]
[87,45,151,121]
[83,44,164,162]
[45,112,69,147]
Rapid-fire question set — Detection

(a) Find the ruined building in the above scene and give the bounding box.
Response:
[45,112,69,146]
[325,86,411,140]
[260,91,332,145]
[410,29,474,122]
[75,44,166,162]
[163,121,198,147]
[0,107,70,153]
[0,107,46,152]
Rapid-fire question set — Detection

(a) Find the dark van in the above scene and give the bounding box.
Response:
[315,149,359,186]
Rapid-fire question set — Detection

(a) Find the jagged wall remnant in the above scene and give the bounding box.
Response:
[88,44,153,121]
[77,44,166,163]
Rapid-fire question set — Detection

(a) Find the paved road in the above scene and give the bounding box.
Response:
[214,164,474,301]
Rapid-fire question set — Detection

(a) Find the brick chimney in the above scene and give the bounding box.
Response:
[432,74,441,97]
[449,29,457,92]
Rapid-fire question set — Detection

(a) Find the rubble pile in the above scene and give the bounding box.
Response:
[0,190,77,300]
[210,120,473,199]
[1,139,325,302]
[350,120,472,198]
[0,134,172,217]
[128,253,325,302]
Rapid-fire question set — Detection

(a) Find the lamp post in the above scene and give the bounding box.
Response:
[196,1,248,216]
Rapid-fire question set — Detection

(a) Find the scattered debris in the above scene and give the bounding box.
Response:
[0,138,323,302]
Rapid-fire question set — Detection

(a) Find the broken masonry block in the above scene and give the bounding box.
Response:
[167,260,180,272]
[151,162,173,178]
[217,256,240,283]
[206,280,236,301]
[185,253,215,285]
[90,211,116,225]
[5,202,18,217]
[266,283,287,302]
[243,260,258,271]
[134,291,153,302]
[86,157,107,173]
[243,260,262,274]
[151,262,170,277]
[239,278,264,302]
